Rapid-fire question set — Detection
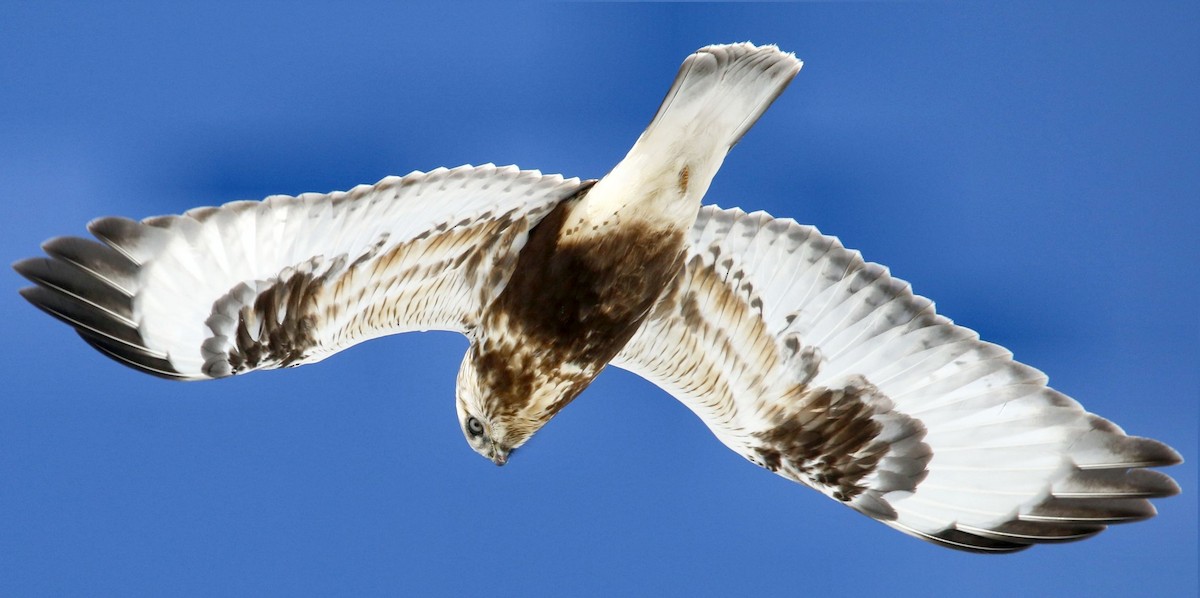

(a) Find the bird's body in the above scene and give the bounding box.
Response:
[16,43,1181,552]
[460,45,803,462]
[463,187,688,459]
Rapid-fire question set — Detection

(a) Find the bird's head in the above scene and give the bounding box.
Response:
[454,341,591,466]
[453,396,524,467]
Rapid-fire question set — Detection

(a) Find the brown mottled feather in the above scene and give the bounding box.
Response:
[614,206,1179,551]
[474,194,687,423]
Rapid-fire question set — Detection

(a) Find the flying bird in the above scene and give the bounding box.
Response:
[15,43,1181,552]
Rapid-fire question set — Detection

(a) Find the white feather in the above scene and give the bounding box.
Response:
[613,205,1180,551]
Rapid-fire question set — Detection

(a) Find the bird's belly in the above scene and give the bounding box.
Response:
[486,198,687,369]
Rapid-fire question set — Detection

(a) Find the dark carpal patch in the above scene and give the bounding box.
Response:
[752,381,929,504]
[235,273,319,370]
[202,254,348,376]
[213,265,329,375]
[477,196,688,417]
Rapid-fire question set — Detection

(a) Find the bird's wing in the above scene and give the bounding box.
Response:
[611,205,1181,553]
[15,164,588,380]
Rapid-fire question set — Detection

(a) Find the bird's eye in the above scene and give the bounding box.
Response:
[466,416,485,437]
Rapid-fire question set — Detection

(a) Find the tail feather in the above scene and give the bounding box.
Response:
[642,43,802,151]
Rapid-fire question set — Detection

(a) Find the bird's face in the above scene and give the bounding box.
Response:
[454,396,520,466]
[455,331,599,466]
[454,347,547,466]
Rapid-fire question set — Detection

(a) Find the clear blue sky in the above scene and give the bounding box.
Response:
[2,3,1195,596]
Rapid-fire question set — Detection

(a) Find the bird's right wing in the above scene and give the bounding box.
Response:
[612,205,1181,552]
[15,164,588,380]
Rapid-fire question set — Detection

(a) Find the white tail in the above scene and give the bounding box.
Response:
[583,43,802,230]
[639,43,802,153]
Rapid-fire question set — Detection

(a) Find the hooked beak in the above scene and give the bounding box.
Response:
[490,444,510,467]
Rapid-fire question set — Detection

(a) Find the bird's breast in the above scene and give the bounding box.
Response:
[483,195,687,374]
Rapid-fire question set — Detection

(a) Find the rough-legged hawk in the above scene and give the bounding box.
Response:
[15,43,1181,552]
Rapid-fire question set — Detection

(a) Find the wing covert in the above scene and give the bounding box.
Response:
[612,205,1180,552]
[16,164,588,380]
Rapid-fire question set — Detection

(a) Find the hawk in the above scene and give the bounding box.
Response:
[14,43,1181,552]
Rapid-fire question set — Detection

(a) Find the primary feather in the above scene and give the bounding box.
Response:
[17,165,585,379]
[611,206,1180,551]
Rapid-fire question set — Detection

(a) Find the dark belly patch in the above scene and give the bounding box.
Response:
[478,197,687,412]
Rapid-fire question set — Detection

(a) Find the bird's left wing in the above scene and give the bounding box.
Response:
[16,164,588,380]
[611,205,1180,552]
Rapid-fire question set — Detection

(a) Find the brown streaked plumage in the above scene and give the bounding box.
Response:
[462,185,689,456]
[14,43,1181,553]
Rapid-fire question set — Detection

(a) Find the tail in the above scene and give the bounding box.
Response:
[639,43,802,154]
[585,44,802,225]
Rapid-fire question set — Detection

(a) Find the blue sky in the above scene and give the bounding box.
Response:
[1,3,1196,596]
